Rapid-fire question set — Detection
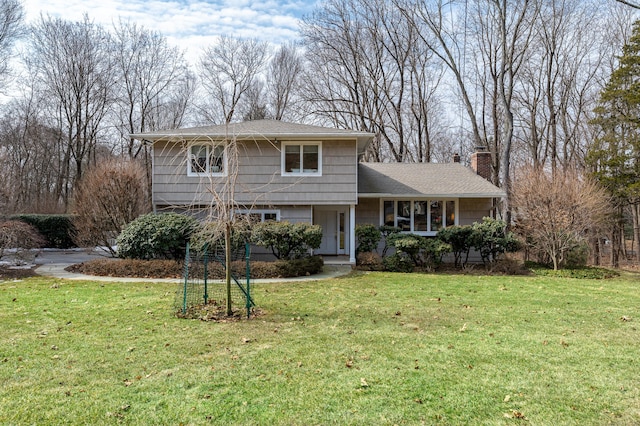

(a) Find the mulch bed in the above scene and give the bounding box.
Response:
[0,266,38,280]
[176,302,264,322]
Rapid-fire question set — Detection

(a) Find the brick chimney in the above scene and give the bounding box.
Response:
[470,146,491,181]
[452,152,461,163]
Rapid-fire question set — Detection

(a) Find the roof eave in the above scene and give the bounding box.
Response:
[130,132,374,145]
[358,192,506,199]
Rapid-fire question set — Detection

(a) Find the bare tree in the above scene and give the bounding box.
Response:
[266,42,303,121]
[197,36,269,124]
[616,0,640,9]
[406,30,447,162]
[112,20,194,202]
[175,132,253,316]
[513,0,611,174]
[72,158,150,255]
[301,0,448,162]
[0,0,23,92]
[300,0,380,153]
[240,80,269,121]
[405,0,539,227]
[112,20,193,158]
[0,89,65,213]
[28,14,116,207]
[511,166,610,270]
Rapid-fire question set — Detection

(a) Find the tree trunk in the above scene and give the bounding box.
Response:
[225,221,233,316]
[632,203,640,265]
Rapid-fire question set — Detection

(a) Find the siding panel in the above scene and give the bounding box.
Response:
[153,139,358,207]
[459,198,494,225]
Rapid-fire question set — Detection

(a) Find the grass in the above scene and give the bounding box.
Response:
[1,271,639,425]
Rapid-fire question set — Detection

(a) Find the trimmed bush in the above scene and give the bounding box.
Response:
[272,255,324,277]
[387,233,424,265]
[116,213,199,260]
[382,252,414,273]
[437,225,474,267]
[356,251,384,271]
[11,214,76,248]
[355,224,381,254]
[470,217,520,266]
[379,225,401,257]
[252,221,322,260]
[387,233,451,268]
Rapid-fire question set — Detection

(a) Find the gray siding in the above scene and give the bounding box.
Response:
[155,204,312,223]
[153,139,358,208]
[458,198,494,225]
[355,198,379,226]
[280,206,313,223]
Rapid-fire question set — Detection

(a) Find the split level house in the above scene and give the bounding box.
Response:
[131,120,505,264]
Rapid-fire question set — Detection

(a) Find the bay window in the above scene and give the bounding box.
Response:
[383,199,457,235]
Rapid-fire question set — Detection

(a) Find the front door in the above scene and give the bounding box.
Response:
[315,209,347,255]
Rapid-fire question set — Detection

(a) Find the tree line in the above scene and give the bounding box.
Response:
[0,0,638,264]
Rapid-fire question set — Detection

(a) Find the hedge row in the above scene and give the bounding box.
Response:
[356,217,520,272]
[10,214,76,249]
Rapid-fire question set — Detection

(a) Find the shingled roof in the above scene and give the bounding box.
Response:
[130,120,375,154]
[358,162,505,198]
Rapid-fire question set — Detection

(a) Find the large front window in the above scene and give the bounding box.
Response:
[188,144,225,176]
[383,199,457,234]
[282,142,321,175]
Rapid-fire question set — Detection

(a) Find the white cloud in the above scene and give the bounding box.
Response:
[22,0,317,64]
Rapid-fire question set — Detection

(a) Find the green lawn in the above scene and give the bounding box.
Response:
[1,271,639,425]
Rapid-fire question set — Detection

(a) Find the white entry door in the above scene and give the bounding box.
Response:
[315,209,347,255]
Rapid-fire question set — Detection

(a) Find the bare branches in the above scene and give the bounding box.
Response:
[28,14,116,205]
[197,36,269,124]
[511,166,610,269]
[267,43,303,121]
[72,159,150,255]
[112,19,193,158]
[615,0,640,9]
[300,0,448,162]
[0,0,23,92]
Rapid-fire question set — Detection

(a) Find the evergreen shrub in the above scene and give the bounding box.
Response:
[116,213,198,260]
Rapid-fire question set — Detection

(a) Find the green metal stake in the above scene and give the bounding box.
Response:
[245,242,251,319]
[203,243,209,305]
[183,243,190,315]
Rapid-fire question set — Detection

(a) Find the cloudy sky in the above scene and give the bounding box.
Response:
[22,0,318,61]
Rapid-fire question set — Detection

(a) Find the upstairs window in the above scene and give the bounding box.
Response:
[282,142,321,175]
[188,144,225,176]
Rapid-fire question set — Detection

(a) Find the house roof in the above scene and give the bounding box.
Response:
[130,119,375,154]
[358,162,505,198]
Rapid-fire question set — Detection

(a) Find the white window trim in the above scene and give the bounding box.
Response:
[380,199,459,236]
[235,209,280,222]
[187,143,227,177]
[281,141,322,176]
